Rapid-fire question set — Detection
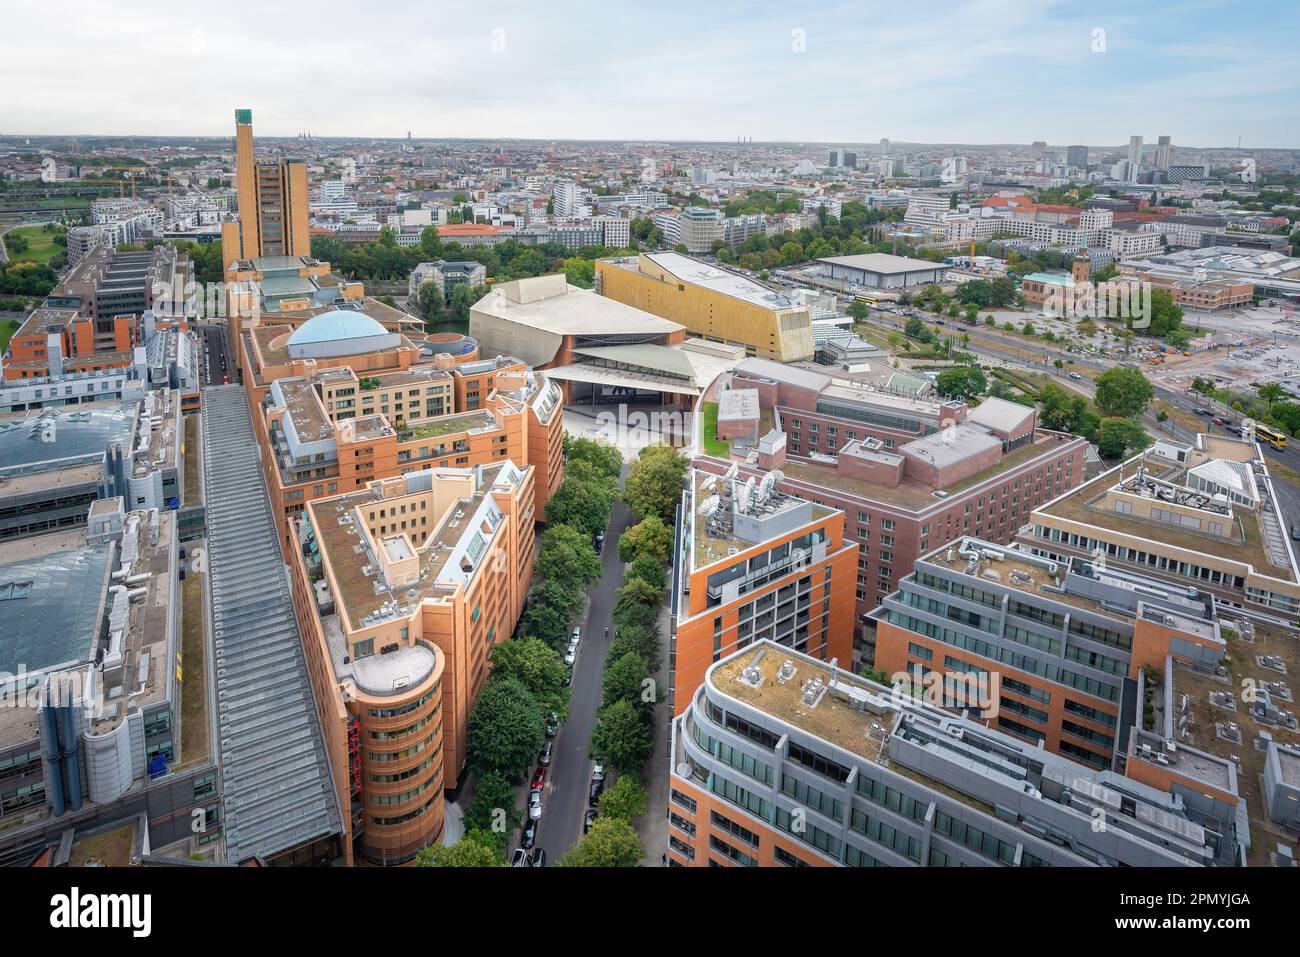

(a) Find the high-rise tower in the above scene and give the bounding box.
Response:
[222,108,310,267]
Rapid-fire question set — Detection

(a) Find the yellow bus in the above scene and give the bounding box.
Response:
[854,294,879,306]
[1254,423,1288,450]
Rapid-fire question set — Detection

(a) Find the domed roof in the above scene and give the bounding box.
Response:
[287,309,389,346]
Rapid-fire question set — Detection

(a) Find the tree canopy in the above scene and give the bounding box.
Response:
[597,775,649,823]
[490,638,569,720]
[556,816,643,867]
[623,445,686,523]
[590,698,654,772]
[466,677,545,779]
[617,514,672,564]
[1094,366,1154,419]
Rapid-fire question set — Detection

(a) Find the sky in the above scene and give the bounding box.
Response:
[3,0,1299,148]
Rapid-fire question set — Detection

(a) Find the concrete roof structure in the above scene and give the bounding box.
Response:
[640,252,799,310]
[470,274,683,368]
[968,396,1038,435]
[816,253,950,275]
[899,423,1003,470]
[732,356,832,393]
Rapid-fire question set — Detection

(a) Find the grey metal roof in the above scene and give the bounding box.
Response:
[0,542,110,675]
[201,386,342,864]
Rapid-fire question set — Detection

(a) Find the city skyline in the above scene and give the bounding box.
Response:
[3,0,1299,147]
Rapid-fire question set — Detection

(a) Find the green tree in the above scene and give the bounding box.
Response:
[490,638,569,720]
[590,698,653,773]
[565,457,620,504]
[1257,382,1287,409]
[602,651,652,711]
[934,366,987,399]
[623,445,686,522]
[530,578,584,618]
[544,476,612,536]
[626,553,667,592]
[520,600,572,650]
[1136,287,1183,338]
[1095,366,1154,419]
[564,435,623,480]
[846,300,870,322]
[466,677,545,779]
[1037,383,1092,436]
[416,837,504,867]
[1096,417,1153,459]
[613,577,660,632]
[556,816,643,867]
[617,514,672,564]
[609,624,660,672]
[537,524,601,588]
[462,770,520,835]
[597,775,649,822]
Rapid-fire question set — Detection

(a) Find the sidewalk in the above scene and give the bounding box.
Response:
[635,588,674,866]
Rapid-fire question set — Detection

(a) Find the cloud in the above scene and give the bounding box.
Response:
[0,0,1296,146]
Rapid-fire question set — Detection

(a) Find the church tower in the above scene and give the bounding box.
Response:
[1072,234,1092,285]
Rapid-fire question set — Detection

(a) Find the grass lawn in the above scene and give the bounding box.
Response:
[5,225,63,266]
[700,402,729,457]
[0,319,19,353]
[179,569,210,767]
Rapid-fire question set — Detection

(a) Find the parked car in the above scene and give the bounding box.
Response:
[571,627,581,643]
[521,818,537,849]
[588,779,604,805]
[511,848,529,867]
[532,765,547,790]
[544,714,558,738]
[591,762,606,783]
[564,646,577,667]
[529,848,547,868]
[539,741,554,765]
[529,788,543,820]
[583,808,598,834]
[593,532,605,554]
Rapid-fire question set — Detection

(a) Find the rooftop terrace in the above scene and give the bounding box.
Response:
[1039,457,1293,582]
[312,462,520,631]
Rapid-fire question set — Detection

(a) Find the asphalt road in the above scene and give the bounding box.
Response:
[199,323,231,387]
[531,475,634,860]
